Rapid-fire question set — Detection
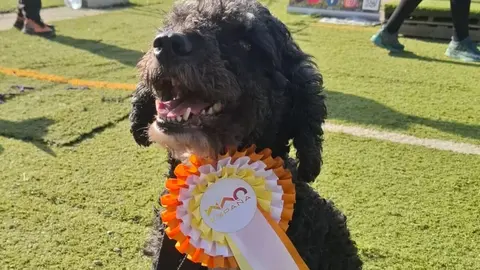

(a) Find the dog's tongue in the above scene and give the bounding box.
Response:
[156,99,210,118]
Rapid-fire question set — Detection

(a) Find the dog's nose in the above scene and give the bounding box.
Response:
[153,32,192,57]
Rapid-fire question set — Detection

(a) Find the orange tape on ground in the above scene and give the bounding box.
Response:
[0,67,136,91]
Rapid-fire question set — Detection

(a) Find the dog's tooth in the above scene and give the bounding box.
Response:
[207,107,214,115]
[176,115,182,122]
[201,110,206,115]
[213,103,222,112]
[183,107,191,121]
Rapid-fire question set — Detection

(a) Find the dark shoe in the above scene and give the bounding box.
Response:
[13,15,25,30]
[22,19,56,38]
[13,8,25,30]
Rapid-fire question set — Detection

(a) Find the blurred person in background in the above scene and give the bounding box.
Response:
[371,0,480,62]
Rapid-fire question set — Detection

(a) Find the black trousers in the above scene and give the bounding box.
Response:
[385,0,471,41]
[18,0,43,24]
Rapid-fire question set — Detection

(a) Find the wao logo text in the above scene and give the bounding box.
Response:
[204,187,252,223]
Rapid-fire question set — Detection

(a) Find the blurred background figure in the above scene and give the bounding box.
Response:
[371,0,480,62]
[14,0,55,37]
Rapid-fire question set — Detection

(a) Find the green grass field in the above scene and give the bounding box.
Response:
[1,0,479,269]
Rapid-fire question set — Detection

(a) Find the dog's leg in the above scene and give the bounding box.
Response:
[320,201,363,270]
[287,182,362,270]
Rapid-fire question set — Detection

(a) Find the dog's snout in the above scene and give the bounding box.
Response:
[153,32,192,58]
[152,34,166,52]
[170,33,192,55]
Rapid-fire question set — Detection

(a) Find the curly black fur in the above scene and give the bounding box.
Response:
[129,0,362,269]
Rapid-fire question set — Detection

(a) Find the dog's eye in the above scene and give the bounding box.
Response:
[216,23,247,42]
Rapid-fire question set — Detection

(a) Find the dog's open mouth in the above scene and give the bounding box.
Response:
[154,78,224,126]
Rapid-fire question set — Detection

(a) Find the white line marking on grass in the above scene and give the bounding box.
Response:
[324,123,480,155]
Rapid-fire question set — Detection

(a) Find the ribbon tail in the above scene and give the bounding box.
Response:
[258,207,309,270]
[226,207,309,270]
[225,236,254,270]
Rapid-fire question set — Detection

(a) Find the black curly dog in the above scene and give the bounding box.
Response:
[129,0,362,269]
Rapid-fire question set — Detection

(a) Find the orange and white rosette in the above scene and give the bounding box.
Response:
[160,146,309,269]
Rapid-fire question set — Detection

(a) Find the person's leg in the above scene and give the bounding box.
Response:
[445,0,480,61]
[371,0,423,52]
[384,0,423,34]
[22,0,42,25]
[13,0,25,30]
[450,0,470,41]
[17,7,23,18]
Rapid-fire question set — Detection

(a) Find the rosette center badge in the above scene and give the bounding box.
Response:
[200,179,257,233]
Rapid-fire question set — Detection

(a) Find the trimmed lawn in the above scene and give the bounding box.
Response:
[1,120,479,269]
[0,2,478,144]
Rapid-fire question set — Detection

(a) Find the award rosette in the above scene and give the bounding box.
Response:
[160,146,309,269]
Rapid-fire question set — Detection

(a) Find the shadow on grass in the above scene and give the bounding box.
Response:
[327,90,480,141]
[51,35,144,67]
[288,19,312,35]
[0,144,3,155]
[388,51,480,67]
[0,117,56,156]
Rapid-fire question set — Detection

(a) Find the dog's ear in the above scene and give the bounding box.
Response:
[243,7,284,70]
[290,64,326,183]
[129,82,156,146]
[252,6,327,183]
